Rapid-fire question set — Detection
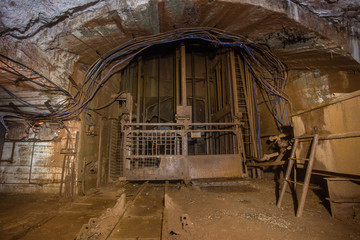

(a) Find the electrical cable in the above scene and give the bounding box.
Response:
[0,28,290,127]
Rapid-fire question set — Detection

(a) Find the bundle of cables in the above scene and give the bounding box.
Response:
[0,27,290,129]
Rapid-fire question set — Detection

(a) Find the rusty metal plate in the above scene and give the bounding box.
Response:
[187,154,245,179]
[326,178,360,221]
[124,154,245,180]
[124,156,187,180]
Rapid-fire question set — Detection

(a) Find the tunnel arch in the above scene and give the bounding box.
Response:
[0,0,359,193]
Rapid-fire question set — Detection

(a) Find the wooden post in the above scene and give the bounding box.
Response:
[296,134,319,217]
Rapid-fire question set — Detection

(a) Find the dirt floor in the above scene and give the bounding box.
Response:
[0,174,359,240]
[165,177,360,240]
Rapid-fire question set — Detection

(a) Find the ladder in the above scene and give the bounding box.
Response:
[109,118,123,180]
[235,55,260,178]
[277,134,319,217]
[235,56,258,157]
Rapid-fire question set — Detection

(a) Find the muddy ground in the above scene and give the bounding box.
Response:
[0,174,359,240]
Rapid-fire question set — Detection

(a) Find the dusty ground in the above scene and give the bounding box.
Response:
[0,175,359,240]
[166,176,360,240]
[0,184,130,240]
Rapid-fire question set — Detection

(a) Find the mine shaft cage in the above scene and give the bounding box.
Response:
[108,41,270,181]
[122,122,247,180]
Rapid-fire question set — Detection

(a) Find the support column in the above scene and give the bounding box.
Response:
[136,57,142,123]
[230,50,239,117]
[97,118,104,187]
[181,43,187,106]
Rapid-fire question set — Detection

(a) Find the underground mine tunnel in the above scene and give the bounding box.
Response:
[0,0,360,239]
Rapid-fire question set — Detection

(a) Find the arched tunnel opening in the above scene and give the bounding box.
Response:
[0,1,360,239]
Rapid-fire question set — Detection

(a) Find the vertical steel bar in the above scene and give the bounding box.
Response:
[191,51,196,123]
[97,118,104,188]
[221,56,226,108]
[236,126,247,176]
[170,132,172,154]
[216,65,221,112]
[29,140,36,184]
[165,132,167,155]
[137,58,142,123]
[205,55,211,154]
[175,47,180,111]
[107,119,113,183]
[71,160,75,197]
[142,61,146,123]
[230,50,239,116]
[183,131,188,156]
[60,136,69,196]
[158,56,161,123]
[180,43,187,106]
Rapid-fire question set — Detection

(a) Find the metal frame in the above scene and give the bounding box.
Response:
[113,43,256,180]
[121,122,246,178]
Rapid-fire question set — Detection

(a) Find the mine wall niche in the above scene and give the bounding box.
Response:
[0,122,80,194]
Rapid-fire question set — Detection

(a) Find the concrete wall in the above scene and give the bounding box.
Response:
[74,62,120,193]
[0,124,79,194]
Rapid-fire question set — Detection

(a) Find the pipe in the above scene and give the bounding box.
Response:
[107,119,113,183]
[28,141,35,184]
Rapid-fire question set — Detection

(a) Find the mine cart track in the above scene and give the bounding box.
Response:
[106,181,167,240]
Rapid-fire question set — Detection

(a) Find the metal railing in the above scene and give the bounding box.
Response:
[122,122,243,170]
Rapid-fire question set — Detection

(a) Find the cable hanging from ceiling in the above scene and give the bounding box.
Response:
[0,27,291,129]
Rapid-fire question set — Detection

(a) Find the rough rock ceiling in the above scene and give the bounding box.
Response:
[293,0,360,37]
[0,0,359,88]
[1,0,359,38]
[0,0,359,128]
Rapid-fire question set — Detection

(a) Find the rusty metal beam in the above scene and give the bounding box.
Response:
[180,43,187,107]
[97,118,104,188]
[123,122,242,127]
[230,50,239,116]
[137,57,142,123]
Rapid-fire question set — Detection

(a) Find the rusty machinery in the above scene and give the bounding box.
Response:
[113,43,268,181]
